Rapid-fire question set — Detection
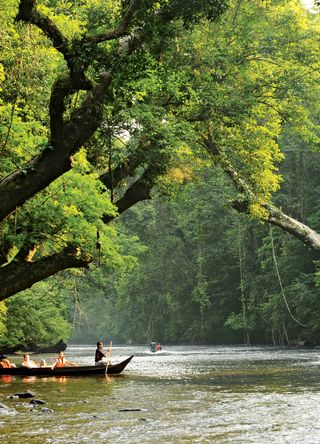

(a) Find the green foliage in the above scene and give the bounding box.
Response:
[0,1,63,177]
[0,280,71,347]
[2,0,320,347]
[69,167,243,344]
[0,302,7,337]
[63,1,320,346]
[2,150,120,267]
[153,0,320,214]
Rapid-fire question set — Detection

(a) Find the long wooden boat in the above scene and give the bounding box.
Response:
[0,355,134,376]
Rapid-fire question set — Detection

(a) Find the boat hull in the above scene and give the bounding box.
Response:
[0,355,134,376]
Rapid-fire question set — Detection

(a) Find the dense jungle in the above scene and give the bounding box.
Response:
[1,0,320,348]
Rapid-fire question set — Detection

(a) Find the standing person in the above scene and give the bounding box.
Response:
[95,341,112,366]
[52,351,76,369]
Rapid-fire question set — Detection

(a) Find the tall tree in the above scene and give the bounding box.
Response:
[0,0,228,299]
[167,0,320,249]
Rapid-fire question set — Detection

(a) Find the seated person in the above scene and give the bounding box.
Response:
[0,354,16,368]
[52,351,76,369]
[149,340,157,352]
[95,341,112,366]
[21,354,46,368]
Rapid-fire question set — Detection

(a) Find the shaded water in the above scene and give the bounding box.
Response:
[1,345,320,443]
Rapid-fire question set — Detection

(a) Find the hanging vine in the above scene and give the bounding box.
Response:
[108,125,114,204]
[269,226,307,328]
[238,227,250,345]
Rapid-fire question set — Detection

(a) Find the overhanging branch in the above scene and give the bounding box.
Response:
[0,73,112,223]
[0,246,92,301]
[264,204,320,251]
[103,165,160,223]
[85,0,139,45]
[16,0,70,60]
[99,153,142,190]
[203,133,320,251]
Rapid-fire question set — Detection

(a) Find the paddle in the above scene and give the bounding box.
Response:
[105,340,113,376]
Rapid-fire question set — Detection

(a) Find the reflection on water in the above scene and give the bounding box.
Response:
[1,345,320,443]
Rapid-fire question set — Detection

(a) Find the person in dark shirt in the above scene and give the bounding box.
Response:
[95,341,112,366]
[149,339,157,352]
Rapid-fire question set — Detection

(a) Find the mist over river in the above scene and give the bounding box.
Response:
[1,345,320,443]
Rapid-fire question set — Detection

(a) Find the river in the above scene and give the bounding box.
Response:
[1,345,320,443]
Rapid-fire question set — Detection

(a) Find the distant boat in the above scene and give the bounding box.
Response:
[149,342,162,353]
[0,355,134,376]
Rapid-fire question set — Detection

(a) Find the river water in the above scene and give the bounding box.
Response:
[1,345,320,443]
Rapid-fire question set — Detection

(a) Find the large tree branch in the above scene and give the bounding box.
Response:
[265,204,320,251]
[16,0,139,70]
[232,199,320,251]
[16,0,70,60]
[49,76,93,144]
[99,153,143,190]
[203,135,252,196]
[0,246,92,301]
[203,134,320,251]
[85,0,139,45]
[16,1,95,146]
[0,74,112,223]
[99,134,157,190]
[103,165,160,223]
